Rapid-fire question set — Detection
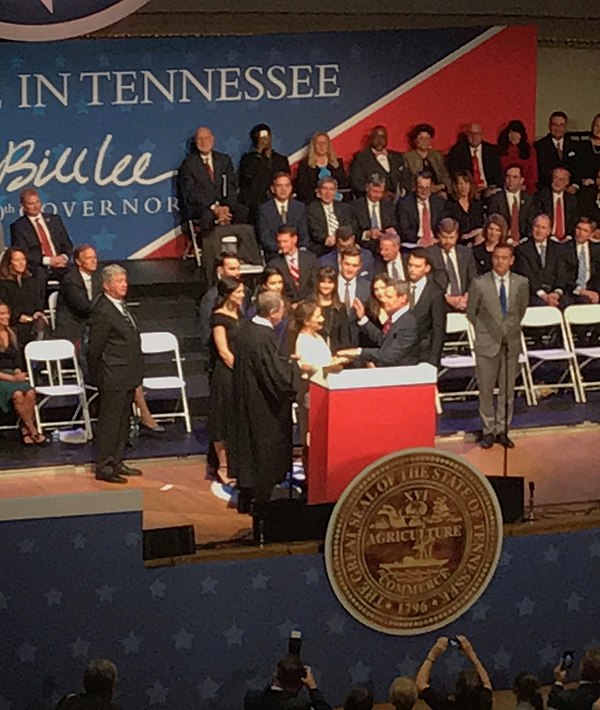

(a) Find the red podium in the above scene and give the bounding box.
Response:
[307,364,437,504]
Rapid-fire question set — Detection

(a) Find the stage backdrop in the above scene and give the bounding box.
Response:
[0,26,537,260]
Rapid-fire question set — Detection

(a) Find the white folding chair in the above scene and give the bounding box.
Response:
[24,339,92,438]
[47,291,58,331]
[564,304,600,402]
[187,219,202,267]
[436,313,478,413]
[140,331,192,433]
[520,306,581,405]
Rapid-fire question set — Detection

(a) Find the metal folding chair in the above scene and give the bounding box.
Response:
[564,303,600,402]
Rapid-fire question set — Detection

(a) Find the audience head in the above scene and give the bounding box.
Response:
[504,164,525,194]
[277,225,299,255]
[216,252,241,280]
[513,672,543,710]
[216,276,244,309]
[379,231,401,262]
[382,280,410,314]
[295,299,324,334]
[531,214,552,243]
[491,243,514,277]
[483,214,508,246]
[344,687,374,710]
[409,123,435,151]
[308,132,339,167]
[317,177,338,204]
[499,120,531,159]
[0,248,29,280]
[548,111,568,139]
[260,266,285,296]
[389,676,418,710]
[590,113,600,141]
[366,174,386,203]
[451,171,477,201]
[454,669,485,710]
[83,659,117,699]
[407,249,432,283]
[551,166,571,193]
[580,647,600,682]
[275,654,305,694]
[466,123,484,148]
[101,264,128,300]
[19,188,43,218]
[415,171,433,200]
[74,244,98,275]
[335,225,357,251]
[194,126,214,154]
[339,245,363,281]
[271,172,293,202]
[371,273,392,304]
[369,125,389,152]
[316,266,339,305]
[250,123,272,149]
[437,217,461,252]
[256,291,285,325]
[575,217,597,244]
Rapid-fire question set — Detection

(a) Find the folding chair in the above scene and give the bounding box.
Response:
[187,219,203,267]
[24,339,93,438]
[140,331,192,433]
[564,303,600,402]
[47,291,58,331]
[520,306,581,405]
[436,312,478,413]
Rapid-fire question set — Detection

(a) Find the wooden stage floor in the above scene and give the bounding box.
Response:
[1,423,600,548]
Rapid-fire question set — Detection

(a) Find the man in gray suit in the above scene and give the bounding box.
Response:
[467,244,529,449]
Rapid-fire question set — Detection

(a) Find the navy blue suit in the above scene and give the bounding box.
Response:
[257,199,308,257]
[317,248,375,281]
[10,213,73,271]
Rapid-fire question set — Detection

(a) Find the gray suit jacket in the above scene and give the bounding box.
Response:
[467,270,529,358]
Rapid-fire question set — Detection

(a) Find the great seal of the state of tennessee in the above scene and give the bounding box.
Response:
[325,448,503,635]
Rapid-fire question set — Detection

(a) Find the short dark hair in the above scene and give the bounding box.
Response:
[83,659,117,698]
[437,217,459,235]
[250,123,271,146]
[504,163,524,177]
[335,225,355,242]
[340,245,362,261]
[277,224,298,239]
[276,654,305,693]
[73,244,96,261]
[415,170,433,185]
[494,242,514,256]
[344,687,374,710]
[577,216,598,231]
[550,110,568,122]
[272,171,292,185]
[216,251,240,269]
[408,248,431,266]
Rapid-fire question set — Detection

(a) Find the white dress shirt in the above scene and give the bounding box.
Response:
[492,270,511,301]
[576,242,591,290]
[337,274,357,304]
[505,191,521,212]
[276,199,289,218]
[372,148,390,173]
[387,255,405,281]
[443,248,462,294]
[411,276,427,305]
[80,270,93,301]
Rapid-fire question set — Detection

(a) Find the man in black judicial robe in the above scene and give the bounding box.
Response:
[230,291,295,510]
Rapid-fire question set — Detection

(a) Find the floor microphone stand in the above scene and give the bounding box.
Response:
[502,339,510,477]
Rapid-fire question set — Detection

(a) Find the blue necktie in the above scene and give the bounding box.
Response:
[499,278,508,316]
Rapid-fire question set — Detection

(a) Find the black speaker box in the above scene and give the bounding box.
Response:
[143,525,196,560]
[486,475,525,523]
[253,500,335,544]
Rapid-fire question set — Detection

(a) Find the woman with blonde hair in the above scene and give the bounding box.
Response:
[294,131,348,203]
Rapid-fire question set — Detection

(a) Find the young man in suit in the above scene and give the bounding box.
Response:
[177,126,248,231]
[88,265,145,483]
[351,174,397,253]
[335,245,371,345]
[488,164,536,243]
[258,172,308,259]
[267,225,317,302]
[467,244,529,449]
[397,172,446,245]
[317,225,374,281]
[534,111,577,190]
[562,217,600,304]
[10,188,73,279]
[446,122,503,195]
[306,177,351,256]
[534,166,578,240]
[349,125,411,198]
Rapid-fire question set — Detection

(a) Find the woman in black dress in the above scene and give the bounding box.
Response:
[314,266,351,352]
[0,300,46,444]
[445,171,484,244]
[577,167,600,235]
[572,114,600,188]
[208,277,245,486]
[294,132,348,203]
[472,213,508,275]
[0,248,47,347]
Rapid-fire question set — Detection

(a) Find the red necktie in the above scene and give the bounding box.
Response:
[203,158,214,182]
[382,318,392,335]
[35,217,54,258]
[554,195,566,240]
[471,149,484,188]
[289,255,300,285]
[510,197,520,243]
[420,202,433,246]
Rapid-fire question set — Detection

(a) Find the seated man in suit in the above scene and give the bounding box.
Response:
[446,122,502,196]
[177,126,248,232]
[427,217,476,311]
[349,125,411,199]
[306,177,351,256]
[373,231,408,281]
[534,111,577,190]
[351,174,397,253]
[336,280,419,367]
[563,217,600,305]
[406,248,446,366]
[397,171,446,245]
[514,214,566,307]
[535,166,578,241]
[488,164,536,243]
[10,188,73,281]
[268,225,317,303]
[258,171,308,259]
[318,225,374,281]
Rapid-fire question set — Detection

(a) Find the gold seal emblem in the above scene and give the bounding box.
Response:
[325,449,503,635]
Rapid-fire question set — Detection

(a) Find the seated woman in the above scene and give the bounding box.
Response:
[498,119,538,194]
[294,132,348,204]
[472,213,508,275]
[404,123,451,195]
[0,248,48,347]
[0,300,46,444]
[314,266,351,352]
[578,166,600,237]
[445,171,484,244]
[247,267,292,355]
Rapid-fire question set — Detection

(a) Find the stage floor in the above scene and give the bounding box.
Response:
[1,424,599,551]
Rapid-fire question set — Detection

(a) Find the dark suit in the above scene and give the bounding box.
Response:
[467,270,529,435]
[349,148,411,197]
[318,247,375,281]
[294,158,348,204]
[339,276,371,346]
[534,134,577,189]
[396,194,446,244]
[547,681,600,710]
[306,200,351,256]
[10,213,73,272]
[351,197,397,251]
[55,268,102,343]
[257,199,308,257]
[177,149,247,229]
[359,309,419,367]
[446,139,503,188]
[268,250,318,302]
[534,188,578,238]
[562,239,600,298]
[409,277,446,366]
[514,238,567,304]
[487,191,536,240]
[372,253,409,281]
[426,244,475,297]
[239,150,290,219]
[88,294,144,476]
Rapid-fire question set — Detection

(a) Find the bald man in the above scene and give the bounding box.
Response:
[447,122,502,195]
